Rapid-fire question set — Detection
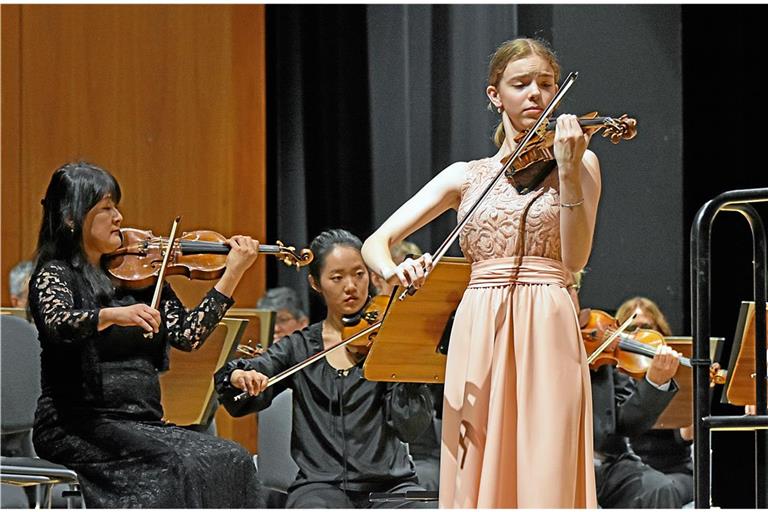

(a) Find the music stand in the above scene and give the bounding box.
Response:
[652,336,724,429]
[214,309,276,454]
[227,308,277,351]
[363,257,470,383]
[368,491,438,503]
[721,301,768,406]
[0,307,30,321]
[159,317,248,426]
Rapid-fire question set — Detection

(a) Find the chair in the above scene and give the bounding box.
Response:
[256,389,298,508]
[0,315,83,508]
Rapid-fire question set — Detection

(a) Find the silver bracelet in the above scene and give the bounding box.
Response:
[559,198,585,209]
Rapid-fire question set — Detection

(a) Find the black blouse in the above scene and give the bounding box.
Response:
[215,322,434,492]
[26,260,262,509]
[29,260,233,412]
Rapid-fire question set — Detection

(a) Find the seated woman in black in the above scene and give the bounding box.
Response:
[216,228,434,508]
[28,161,262,508]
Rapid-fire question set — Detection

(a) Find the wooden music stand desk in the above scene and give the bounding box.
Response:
[653,336,723,429]
[363,257,470,383]
[0,307,29,320]
[722,301,768,407]
[227,308,277,351]
[160,317,248,426]
[214,309,276,454]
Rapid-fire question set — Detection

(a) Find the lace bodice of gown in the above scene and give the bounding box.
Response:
[458,157,562,263]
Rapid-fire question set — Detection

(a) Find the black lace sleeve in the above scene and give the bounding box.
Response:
[161,284,234,352]
[28,262,99,344]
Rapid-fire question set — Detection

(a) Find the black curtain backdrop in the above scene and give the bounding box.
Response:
[682,5,768,508]
[264,5,766,506]
[266,5,373,319]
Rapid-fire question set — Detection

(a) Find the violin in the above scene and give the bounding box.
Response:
[340,294,390,356]
[505,112,638,194]
[105,227,313,289]
[581,309,726,384]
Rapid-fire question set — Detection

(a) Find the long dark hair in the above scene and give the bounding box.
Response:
[35,161,122,303]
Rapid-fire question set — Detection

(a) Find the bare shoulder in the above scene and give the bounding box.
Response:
[429,160,469,195]
[439,160,469,182]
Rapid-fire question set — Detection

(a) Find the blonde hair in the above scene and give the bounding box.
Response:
[488,38,561,148]
[391,240,422,265]
[615,297,672,337]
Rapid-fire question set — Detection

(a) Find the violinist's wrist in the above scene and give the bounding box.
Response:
[214,269,241,299]
[646,374,671,391]
[558,165,582,183]
[97,308,116,331]
[228,369,244,390]
[380,265,397,281]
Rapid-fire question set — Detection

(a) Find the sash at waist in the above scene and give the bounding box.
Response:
[468,256,569,288]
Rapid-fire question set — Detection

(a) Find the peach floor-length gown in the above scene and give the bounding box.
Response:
[439,157,597,508]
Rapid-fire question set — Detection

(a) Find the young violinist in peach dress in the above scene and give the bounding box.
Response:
[362,38,599,508]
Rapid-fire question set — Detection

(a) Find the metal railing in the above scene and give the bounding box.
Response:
[691,188,768,508]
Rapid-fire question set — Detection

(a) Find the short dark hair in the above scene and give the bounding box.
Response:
[257,287,307,320]
[9,260,33,297]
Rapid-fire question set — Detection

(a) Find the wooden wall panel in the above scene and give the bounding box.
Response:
[1,5,24,304]
[1,4,265,306]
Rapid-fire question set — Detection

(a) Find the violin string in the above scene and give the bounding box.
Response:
[617,333,692,366]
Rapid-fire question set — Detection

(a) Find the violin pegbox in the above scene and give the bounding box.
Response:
[601,114,638,144]
[275,240,314,270]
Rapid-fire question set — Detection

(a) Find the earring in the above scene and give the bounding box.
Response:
[69,226,75,233]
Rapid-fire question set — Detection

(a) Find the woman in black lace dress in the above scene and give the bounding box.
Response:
[28,161,262,508]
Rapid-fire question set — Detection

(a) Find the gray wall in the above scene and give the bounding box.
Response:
[553,5,683,330]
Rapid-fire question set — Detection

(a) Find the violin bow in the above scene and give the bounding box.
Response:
[586,313,637,365]
[398,71,580,300]
[144,216,181,339]
[232,321,383,402]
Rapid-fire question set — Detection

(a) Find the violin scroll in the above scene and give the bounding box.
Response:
[272,240,314,270]
[237,341,265,358]
[600,114,637,144]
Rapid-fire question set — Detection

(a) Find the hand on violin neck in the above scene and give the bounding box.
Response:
[214,235,260,297]
[646,344,681,387]
[225,235,260,276]
[554,114,590,176]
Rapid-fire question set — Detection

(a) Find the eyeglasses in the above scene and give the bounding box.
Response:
[627,322,655,332]
[275,314,297,325]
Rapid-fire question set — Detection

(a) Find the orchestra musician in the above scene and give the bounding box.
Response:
[361,38,600,507]
[568,278,688,508]
[27,161,262,508]
[8,260,33,308]
[257,286,310,343]
[215,229,435,508]
[617,296,694,506]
